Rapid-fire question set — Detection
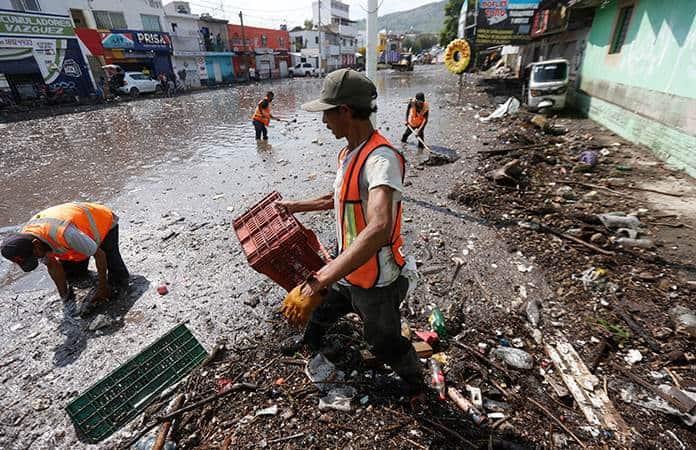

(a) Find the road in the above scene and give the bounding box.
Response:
[0,66,550,449]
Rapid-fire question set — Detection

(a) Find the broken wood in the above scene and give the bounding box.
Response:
[617,366,696,414]
[611,301,661,352]
[526,396,587,449]
[152,394,185,450]
[553,229,615,255]
[545,341,629,442]
[418,416,476,449]
[607,183,685,198]
[266,432,305,444]
[555,180,624,196]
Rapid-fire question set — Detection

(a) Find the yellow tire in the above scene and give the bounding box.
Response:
[444,39,472,74]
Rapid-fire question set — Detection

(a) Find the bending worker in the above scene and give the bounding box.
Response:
[1,202,129,302]
[251,91,280,141]
[401,92,429,149]
[278,69,425,398]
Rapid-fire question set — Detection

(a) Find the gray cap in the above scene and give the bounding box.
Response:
[302,69,377,112]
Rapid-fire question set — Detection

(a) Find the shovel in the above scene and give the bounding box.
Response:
[406,124,459,162]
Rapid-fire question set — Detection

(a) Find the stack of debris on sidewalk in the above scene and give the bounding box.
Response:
[443,101,696,447]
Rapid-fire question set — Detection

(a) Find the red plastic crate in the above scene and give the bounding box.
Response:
[233,191,331,291]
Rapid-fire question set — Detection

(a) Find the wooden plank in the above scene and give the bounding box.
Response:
[545,340,629,442]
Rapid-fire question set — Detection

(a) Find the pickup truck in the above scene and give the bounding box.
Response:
[289,63,320,77]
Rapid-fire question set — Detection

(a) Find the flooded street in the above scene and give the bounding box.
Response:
[0,66,551,449]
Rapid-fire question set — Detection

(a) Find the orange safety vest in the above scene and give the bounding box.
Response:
[252,97,271,126]
[337,130,406,289]
[21,202,114,262]
[407,99,429,128]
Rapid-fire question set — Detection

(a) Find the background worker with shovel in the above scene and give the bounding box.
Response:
[401,92,429,149]
[277,69,425,399]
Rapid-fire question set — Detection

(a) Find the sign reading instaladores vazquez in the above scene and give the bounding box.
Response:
[0,10,74,37]
[475,0,540,47]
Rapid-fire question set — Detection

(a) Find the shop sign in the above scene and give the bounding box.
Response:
[475,0,540,47]
[100,30,172,51]
[0,10,74,38]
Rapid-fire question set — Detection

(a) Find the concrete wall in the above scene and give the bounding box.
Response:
[578,0,696,176]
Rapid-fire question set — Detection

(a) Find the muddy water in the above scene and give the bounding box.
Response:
[0,67,549,449]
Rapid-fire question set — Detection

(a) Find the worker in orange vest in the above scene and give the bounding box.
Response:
[1,202,129,303]
[401,92,429,149]
[251,91,279,140]
[277,69,424,399]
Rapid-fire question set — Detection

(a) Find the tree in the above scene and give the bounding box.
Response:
[303,19,314,30]
[403,37,416,52]
[415,33,438,52]
[440,0,464,46]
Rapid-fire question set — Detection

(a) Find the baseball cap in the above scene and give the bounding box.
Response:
[302,69,377,112]
[1,233,39,272]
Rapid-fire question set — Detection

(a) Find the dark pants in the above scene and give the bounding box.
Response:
[253,120,268,140]
[401,124,426,148]
[303,276,424,391]
[61,225,129,285]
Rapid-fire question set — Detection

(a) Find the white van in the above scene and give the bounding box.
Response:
[523,59,569,111]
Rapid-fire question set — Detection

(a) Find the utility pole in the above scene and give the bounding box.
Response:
[366,0,378,124]
[317,0,323,75]
[240,11,250,80]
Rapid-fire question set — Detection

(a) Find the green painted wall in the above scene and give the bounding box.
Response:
[582,0,695,99]
[576,0,696,177]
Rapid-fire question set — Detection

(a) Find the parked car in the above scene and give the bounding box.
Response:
[289,63,320,77]
[118,72,161,97]
[522,59,569,111]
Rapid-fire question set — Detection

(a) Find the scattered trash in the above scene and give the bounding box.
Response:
[525,299,541,327]
[478,97,520,122]
[255,405,279,416]
[597,213,641,230]
[157,283,169,295]
[517,263,533,273]
[32,398,51,411]
[429,358,446,400]
[615,238,654,249]
[428,307,447,338]
[132,434,176,450]
[624,349,643,365]
[415,330,439,345]
[88,314,113,331]
[447,387,487,426]
[401,320,412,339]
[622,384,696,426]
[402,255,420,297]
[318,387,356,412]
[669,305,696,337]
[491,347,534,370]
[490,159,523,186]
[431,352,449,367]
[306,353,344,393]
[580,267,608,290]
[466,385,483,409]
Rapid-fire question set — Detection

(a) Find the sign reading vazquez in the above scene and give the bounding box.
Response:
[0,11,74,37]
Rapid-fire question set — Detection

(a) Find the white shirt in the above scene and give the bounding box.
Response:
[333,140,405,287]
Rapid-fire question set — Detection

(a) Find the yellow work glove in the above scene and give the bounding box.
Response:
[281,283,323,327]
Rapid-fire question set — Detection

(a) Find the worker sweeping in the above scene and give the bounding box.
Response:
[277,69,425,399]
[1,202,129,303]
[251,91,280,141]
[401,92,429,149]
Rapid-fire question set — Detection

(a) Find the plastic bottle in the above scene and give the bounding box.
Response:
[669,305,696,338]
[429,306,447,338]
[429,358,446,400]
[491,346,534,370]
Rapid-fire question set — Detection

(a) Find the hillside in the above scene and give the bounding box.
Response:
[355,1,446,34]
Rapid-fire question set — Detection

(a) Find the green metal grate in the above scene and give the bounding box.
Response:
[66,324,208,443]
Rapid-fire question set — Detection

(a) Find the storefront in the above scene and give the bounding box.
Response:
[0,9,95,102]
[204,52,235,85]
[99,30,174,78]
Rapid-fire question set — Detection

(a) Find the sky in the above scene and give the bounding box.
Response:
[187,0,440,29]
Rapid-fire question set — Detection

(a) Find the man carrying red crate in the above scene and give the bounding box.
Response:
[276,69,424,398]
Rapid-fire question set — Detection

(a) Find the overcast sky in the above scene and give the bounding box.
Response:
[188,0,440,29]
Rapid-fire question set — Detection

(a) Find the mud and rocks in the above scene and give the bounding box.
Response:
[0,66,694,449]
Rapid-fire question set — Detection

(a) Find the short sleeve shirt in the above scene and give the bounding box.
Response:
[333,141,405,287]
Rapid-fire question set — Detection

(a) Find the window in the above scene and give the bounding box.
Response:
[609,5,633,54]
[11,0,40,11]
[261,35,268,47]
[532,62,568,83]
[176,5,189,14]
[70,9,87,27]
[141,14,162,32]
[170,23,178,33]
[94,11,127,29]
